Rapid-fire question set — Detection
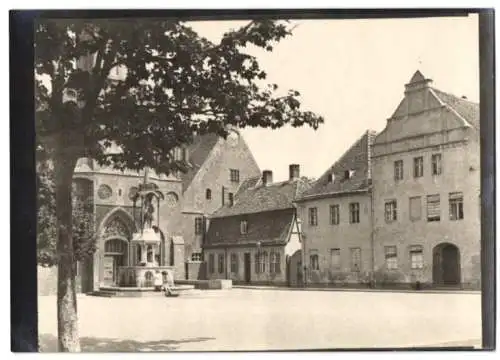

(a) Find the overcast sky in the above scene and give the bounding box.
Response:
[190,14,479,181]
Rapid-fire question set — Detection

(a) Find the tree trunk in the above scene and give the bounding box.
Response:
[54,151,80,352]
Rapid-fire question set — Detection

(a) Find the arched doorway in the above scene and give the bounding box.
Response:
[433,243,461,286]
[103,238,129,286]
[99,208,136,287]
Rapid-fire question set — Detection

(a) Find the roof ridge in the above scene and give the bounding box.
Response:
[431,87,478,105]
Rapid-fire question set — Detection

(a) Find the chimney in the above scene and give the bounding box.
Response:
[289,164,300,181]
[262,170,273,186]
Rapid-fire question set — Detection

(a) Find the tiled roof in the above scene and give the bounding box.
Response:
[431,88,480,131]
[180,133,220,192]
[205,208,295,247]
[210,177,313,218]
[297,130,376,200]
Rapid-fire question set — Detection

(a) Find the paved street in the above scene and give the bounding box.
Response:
[38,289,481,352]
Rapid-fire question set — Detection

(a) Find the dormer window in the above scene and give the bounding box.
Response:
[240,220,248,234]
[327,173,334,183]
[344,170,355,180]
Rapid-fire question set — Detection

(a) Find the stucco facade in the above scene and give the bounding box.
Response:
[203,166,310,286]
[296,192,373,284]
[294,71,480,289]
[371,71,480,288]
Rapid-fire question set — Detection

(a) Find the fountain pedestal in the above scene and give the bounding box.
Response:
[117,228,175,287]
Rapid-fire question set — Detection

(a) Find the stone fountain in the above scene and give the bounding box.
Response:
[96,169,190,297]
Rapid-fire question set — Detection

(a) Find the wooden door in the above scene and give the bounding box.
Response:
[244,253,251,283]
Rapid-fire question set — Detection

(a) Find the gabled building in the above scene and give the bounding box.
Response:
[295,130,377,285]
[203,165,312,286]
[38,129,261,295]
[371,71,480,288]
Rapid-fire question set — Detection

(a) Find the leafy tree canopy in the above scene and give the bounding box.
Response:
[35,19,324,174]
[37,163,96,267]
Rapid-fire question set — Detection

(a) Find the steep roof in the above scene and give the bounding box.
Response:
[205,208,295,247]
[180,133,220,192]
[298,130,376,201]
[431,88,480,131]
[210,176,313,218]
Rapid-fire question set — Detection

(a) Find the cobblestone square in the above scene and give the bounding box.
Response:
[38,289,482,351]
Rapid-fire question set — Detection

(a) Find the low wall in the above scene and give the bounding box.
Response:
[185,261,206,280]
[38,266,82,296]
[175,279,232,290]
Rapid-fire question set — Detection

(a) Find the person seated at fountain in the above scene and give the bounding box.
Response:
[163,271,178,297]
[154,270,163,292]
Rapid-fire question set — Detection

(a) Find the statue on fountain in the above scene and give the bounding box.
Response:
[143,193,155,229]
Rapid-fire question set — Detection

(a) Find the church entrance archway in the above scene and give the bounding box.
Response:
[103,238,129,286]
[99,208,136,286]
[432,243,461,286]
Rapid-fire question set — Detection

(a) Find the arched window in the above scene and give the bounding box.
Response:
[206,188,212,200]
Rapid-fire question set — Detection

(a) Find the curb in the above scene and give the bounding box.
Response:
[232,286,480,295]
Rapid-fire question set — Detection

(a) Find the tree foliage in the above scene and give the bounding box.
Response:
[35,19,324,171]
[37,163,96,267]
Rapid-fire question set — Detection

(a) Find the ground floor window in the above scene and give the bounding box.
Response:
[270,251,281,274]
[410,245,424,269]
[230,253,239,274]
[310,250,319,271]
[384,246,398,270]
[330,248,340,269]
[255,251,267,273]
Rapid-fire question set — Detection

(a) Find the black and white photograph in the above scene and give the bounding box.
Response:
[8,6,496,354]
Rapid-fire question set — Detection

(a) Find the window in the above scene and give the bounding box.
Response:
[230,253,238,273]
[349,203,360,224]
[206,188,212,200]
[426,194,441,222]
[431,153,442,175]
[194,217,203,235]
[310,251,319,271]
[384,246,398,270]
[409,196,422,221]
[449,192,464,221]
[350,247,361,272]
[208,253,215,274]
[394,160,404,181]
[240,220,248,234]
[308,207,318,226]
[384,200,397,222]
[270,251,281,274]
[230,169,240,183]
[330,205,340,225]
[255,252,267,273]
[330,248,341,269]
[413,156,424,178]
[191,252,203,262]
[228,192,234,206]
[410,245,424,269]
[218,254,225,274]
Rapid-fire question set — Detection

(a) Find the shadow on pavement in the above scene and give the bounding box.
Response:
[38,333,215,352]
